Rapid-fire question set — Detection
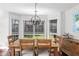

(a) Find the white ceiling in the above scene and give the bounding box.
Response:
[0,3,78,15]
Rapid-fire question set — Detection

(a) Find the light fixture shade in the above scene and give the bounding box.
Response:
[31,15,41,25]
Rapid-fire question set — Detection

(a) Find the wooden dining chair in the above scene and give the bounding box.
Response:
[57,36,64,55]
[37,39,51,56]
[8,35,21,56]
[50,35,64,56]
[20,39,35,56]
[8,35,15,56]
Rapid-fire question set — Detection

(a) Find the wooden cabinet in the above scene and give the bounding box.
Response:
[73,42,79,55]
[61,38,79,56]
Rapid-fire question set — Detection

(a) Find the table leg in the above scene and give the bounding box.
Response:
[54,47,58,56]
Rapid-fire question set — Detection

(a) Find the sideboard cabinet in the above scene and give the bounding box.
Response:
[61,38,79,56]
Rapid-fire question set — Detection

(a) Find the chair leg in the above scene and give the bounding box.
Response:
[49,48,51,56]
[20,50,22,56]
[18,48,22,56]
[9,48,15,56]
[17,51,21,56]
[58,50,62,56]
[8,50,11,56]
[8,49,11,56]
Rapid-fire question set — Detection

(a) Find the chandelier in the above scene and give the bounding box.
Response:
[31,3,41,25]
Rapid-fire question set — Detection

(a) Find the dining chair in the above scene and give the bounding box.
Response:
[20,39,35,56]
[50,35,63,56]
[57,36,64,55]
[37,39,51,56]
[8,35,15,56]
[8,35,21,56]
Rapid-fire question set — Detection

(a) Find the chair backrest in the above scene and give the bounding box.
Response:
[53,35,58,43]
[8,35,14,45]
[53,35,63,43]
[37,39,51,48]
[55,35,64,53]
[57,36,64,47]
[20,39,34,49]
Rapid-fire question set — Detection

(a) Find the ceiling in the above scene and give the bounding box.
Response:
[0,3,78,15]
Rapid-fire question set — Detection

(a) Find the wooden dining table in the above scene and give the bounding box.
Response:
[9,39,59,56]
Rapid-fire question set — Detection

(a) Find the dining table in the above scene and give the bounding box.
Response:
[9,39,59,56]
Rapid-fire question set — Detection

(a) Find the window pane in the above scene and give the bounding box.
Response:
[49,19,57,33]
[24,20,33,34]
[12,19,19,34]
[35,21,44,34]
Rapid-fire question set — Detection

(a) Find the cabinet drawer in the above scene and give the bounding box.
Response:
[73,42,79,55]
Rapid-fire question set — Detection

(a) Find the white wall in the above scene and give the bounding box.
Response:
[65,4,79,39]
[60,11,65,35]
[0,9,9,48]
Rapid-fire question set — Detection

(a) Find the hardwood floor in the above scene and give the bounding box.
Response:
[1,49,53,56]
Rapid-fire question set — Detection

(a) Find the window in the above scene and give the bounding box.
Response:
[12,19,19,40]
[23,20,45,38]
[49,19,57,34]
[23,20,33,38]
[35,21,44,38]
[35,21,44,34]
[24,20,33,34]
[12,19,19,34]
